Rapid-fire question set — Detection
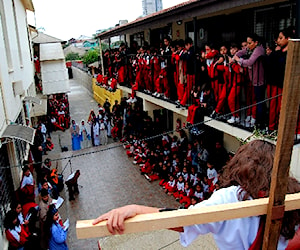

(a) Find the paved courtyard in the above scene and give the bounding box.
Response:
[45,78,216,250]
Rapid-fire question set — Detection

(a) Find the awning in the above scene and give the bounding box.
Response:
[1,124,35,145]
[24,96,42,105]
[30,98,47,117]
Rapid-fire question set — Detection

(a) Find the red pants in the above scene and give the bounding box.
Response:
[131,83,139,98]
[154,77,163,94]
[180,74,195,106]
[126,150,133,157]
[163,77,170,98]
[187,105,199,124]
[159,179,167,186]
[215,83,227,114]
[165,183,176,193]
[210,79,218,102]
[245,83,256,118]
[141,162,152,174]
[228,83,241,117]
[135,71,142,87]
[149,173,159,181]
[117,66,125,83]
[173,190,183,199]
[177,83,185,102]
[58,115,65,125]
[144,70,152,92]
[52,122,64,131]
[111,126,118,139]
[179,195,191,208]
[174,72,178,89]
[267,85,282,131]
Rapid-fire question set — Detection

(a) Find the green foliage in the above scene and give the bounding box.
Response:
[82,49,99,65]
[237,127,277,145]
[65,52,81,61]
[101,43,109,51]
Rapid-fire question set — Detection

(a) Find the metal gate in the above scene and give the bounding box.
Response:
[0,144,14,230]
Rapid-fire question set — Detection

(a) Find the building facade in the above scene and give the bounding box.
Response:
[0,0,35,248]
[142,0,163,16]
[97,0,300,180]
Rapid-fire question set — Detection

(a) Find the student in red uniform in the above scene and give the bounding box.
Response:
[186,85,201,124]
[193,183,204,202]
[5,210,29,249]
[265,28,293,133]
[150,48,161,97]
[173,175,185,199]
[164,174,177,195]
[211,45,230,117]
[179,37,196,108]
[204,43,219,113]
[161,37,174,99]
[174,40,187,106]
[171,41,179,99]
[206,159,218,193]
[179,181,194,208]
[227,43,244,124]
[19,166,35,204]
[117,43,127,85]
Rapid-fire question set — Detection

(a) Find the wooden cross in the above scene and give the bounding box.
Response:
[76,40,300,249]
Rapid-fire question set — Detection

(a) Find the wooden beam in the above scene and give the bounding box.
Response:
[263,39,300,249]
[76,192,300,239]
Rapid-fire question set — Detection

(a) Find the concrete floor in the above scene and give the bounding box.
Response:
[45,79,217,250]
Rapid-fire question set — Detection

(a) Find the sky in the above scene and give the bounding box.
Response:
[28,0,187,41]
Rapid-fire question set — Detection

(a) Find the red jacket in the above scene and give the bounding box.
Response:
[5,225,28,248]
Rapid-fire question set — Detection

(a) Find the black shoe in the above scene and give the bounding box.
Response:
[210,110,219,119]
[176,104,182,108]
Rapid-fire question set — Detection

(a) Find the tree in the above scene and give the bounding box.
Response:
[65,52,81,61]
[82,49,99,65]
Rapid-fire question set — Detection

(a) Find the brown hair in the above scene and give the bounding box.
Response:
[221,140,275,200]
[221,139,300,239]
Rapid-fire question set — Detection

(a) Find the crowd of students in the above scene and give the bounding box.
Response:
[95,27,300,137]
[118,98,230,208]
[48,94,70,132]
[4,159,68,249]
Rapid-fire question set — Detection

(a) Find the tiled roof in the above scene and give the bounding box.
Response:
[33,32,66,44]
[97,0,198,37]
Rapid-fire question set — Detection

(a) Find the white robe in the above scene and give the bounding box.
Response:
[92,122,100,146]
[79,124,90,149]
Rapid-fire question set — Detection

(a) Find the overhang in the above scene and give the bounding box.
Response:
[1,124,35,145]
[24,96,42,105]
[40,43,65,61]
[97,0,287,39]
[30,98,47,117]
[33,33,66,45]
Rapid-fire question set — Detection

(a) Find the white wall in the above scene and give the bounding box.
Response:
[0,0,34,132]
[0,2,34,247]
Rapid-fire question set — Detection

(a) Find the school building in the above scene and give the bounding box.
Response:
[94,0,300,178]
